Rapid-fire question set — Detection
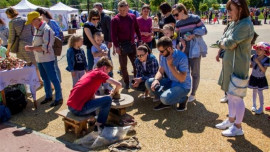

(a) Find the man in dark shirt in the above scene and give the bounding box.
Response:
[93,3,112,50]
[111,1,142,89]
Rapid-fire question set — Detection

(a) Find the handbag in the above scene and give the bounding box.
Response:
[53,36,63,56]
[48,30,63,56]
[10,24,25,53]
[227,51,249,97]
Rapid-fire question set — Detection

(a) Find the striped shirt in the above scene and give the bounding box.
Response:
[8,17,33,45]
[175,14,206,56]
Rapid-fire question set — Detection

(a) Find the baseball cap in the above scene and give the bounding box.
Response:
[25,11,40,25]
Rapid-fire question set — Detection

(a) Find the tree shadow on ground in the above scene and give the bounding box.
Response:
[243,109,270,138]
[9,93,61,132]
[227,136,263,152]
[130,94,219,138]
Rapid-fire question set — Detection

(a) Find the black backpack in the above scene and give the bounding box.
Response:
[5,85,27,115]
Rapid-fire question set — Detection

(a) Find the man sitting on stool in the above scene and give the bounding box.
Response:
[145,37,191,111]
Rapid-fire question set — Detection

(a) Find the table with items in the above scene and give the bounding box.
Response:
[0,57,40,108]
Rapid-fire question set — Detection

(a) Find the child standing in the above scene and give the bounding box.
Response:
[162,24,178,49]
[0,38,7,58]
[66,35,87,87]
[91,32,111,95]
[248,42,270,114]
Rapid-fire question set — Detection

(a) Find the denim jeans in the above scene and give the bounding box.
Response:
[87,48,94,70]
[37,61,62,101]
[145,78,190,105]
[68,96,112,124]
[54,56,62,82]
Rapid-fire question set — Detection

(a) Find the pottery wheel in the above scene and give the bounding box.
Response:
[111,94,134,109]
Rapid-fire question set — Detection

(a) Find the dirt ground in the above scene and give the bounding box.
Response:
[8,23,270,151]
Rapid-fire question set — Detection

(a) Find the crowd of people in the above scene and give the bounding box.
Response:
[250,7,270,24]
[0,0,270,137]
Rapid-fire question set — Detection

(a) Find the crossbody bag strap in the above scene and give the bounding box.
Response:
[18,24,25,40]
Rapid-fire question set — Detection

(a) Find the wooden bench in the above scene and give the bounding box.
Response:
[56,109,94,138]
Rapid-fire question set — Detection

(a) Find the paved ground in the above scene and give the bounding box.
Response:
[0,123,88,152]
[1,22,270,151]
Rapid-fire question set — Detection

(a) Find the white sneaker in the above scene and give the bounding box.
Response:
[251,106,256,112]
[220,96,228,103]
[222,125,244,137]
[215,119,234,130]
[188,95,196,102]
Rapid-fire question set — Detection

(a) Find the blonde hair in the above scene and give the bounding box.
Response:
[0,38,2,45]
[163,24,174,32]
[68,34,83,48]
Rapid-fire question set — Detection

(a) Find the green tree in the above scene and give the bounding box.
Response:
[150,0,165,12]
[0,0,10,9]
[7,0,20,6]
[199,3,208,13]
[179,0,194,10]
[202,0,218,8]
[212,3,220,10]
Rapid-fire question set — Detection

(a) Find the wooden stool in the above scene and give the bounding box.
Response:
[56,109,94,138]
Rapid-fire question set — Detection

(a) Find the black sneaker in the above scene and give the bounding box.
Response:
[40,97,52,104]
[50,99,63,107]
[153,103,170,111]
[176,96,188,112]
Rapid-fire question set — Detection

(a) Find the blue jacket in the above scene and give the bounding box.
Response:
[66,47,87,72]
[135,54,159,81]
[189,26,208,58]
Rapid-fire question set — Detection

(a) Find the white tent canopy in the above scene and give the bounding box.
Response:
[0,0,48,26]
[49,2,79,31]
[12,0,48,11]
[81,9,115,16]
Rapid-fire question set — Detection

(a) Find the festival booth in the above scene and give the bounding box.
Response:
[49,2,79,31]
[0,0,48,25]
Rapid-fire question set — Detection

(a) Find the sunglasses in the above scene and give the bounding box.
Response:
[231,0,241,6]
[173,13,179,17]
[137,53,146,58]
[92,18,100,21]
[159,47,168,54]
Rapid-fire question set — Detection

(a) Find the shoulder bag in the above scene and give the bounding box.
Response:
[10,24,25,53]
[227,51,249,97]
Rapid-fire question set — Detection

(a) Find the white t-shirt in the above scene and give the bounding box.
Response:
[142,61,146,71]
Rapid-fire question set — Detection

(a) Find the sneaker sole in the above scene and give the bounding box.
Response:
[176,102,188,112]
[215,126,229,130]
[153,106,170,111]
[222,132,244,137]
